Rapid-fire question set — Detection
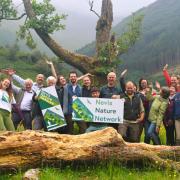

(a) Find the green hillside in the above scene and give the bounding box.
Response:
[77,0,180,81]
[0,45,70,81]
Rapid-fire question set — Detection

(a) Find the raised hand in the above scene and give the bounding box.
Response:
[155,81,161,90]
[86,73,94,77]
[0,68,16,76]
[46,60,53,66]
[163,64,168,71]
[120,69,127,77]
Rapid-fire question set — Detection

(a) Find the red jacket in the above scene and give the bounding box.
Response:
[163,69,180,92]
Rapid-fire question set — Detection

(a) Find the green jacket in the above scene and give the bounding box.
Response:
[148,96,168,127]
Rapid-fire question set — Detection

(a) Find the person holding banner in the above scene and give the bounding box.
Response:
[100,72,121,130]
[85,87,107,133]
[63,71,87,134]
[118,81,145,143]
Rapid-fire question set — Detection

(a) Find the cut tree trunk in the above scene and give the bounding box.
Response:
[0,128,180,172]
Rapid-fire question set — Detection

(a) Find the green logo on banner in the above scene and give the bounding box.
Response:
[44,109,66,130]
[38,90,59,110]
[73,98,93,122]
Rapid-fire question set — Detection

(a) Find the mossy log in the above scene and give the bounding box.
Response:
[0,128,180,172]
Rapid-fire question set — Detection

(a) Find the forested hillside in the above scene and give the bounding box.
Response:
[78,0,180,81]
[0,45,70,80]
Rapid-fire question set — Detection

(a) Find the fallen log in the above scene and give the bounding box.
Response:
[0,127,180,172]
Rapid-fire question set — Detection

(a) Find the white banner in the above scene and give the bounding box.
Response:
[73,97,124,123]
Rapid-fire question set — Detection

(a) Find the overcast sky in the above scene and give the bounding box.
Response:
[52,0,157,17]
[13,0,158,50]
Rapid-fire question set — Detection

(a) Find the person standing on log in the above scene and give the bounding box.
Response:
[0,77,15,131]
[100,72,121,130]
[118,81,145,143]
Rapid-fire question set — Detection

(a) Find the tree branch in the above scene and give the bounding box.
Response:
[89,0,100,18]
[22,0,95,74]
[0,13,26,21]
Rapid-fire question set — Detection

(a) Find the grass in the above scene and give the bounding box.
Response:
[1,163,179,180]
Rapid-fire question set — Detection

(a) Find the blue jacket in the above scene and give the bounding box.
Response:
[63,83,82,115]
[173,92,180,120]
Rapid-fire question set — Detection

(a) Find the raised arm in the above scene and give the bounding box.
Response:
[77,73,94,81]
[1,68,25,88]
[119,69,127,93]
[162,64,171,86]
[46,60,57,79]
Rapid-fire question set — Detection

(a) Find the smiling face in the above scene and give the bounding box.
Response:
[25,80,33,91]
[69,73,77,84]
[125,81,135,95]
[59,75,66,86]
[1,79,10,90]
[171,76,178,87]
[83,76,91,87]
[107,72,116,87]
[141,79,148,90]
[36,74,44,85]
[169,86,176,96]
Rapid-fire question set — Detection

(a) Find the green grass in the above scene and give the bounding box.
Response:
[1,164,179,180]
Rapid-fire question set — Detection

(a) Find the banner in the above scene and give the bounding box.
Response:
[72,97,124,123]
[38,86,66,131]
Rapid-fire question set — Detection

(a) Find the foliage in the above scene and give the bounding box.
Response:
[0,44,70,79]
[96,14,143,74]
[17,0,67,48]
[0,0,16,21]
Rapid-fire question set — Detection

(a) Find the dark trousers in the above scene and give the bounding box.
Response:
[12,111,32,130]
[118,122,140,142]
[64,114,87,134]
[63,114,74,134]
[165,125,175,146]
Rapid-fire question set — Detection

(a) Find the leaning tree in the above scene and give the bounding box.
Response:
[0,0,143,84]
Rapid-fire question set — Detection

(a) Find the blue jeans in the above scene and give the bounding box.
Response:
[147,122,161,145]
[144,120,151,144]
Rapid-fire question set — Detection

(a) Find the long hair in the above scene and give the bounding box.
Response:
[0,78,13,101]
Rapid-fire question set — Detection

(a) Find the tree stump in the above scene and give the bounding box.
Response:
[0,128,180,172]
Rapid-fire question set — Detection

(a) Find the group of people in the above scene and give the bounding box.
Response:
[0,62,180,146]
